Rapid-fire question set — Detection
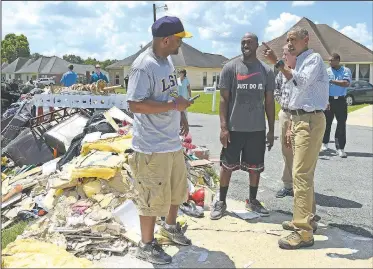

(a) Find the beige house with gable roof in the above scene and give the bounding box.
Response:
[106,42,228,90]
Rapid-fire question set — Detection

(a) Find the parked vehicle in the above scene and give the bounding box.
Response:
[346,80,373,106]
[34,77,55,86]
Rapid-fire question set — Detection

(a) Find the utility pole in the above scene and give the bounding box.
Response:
[153,3,167,23]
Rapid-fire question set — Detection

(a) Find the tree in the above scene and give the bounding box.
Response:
[63,54,84,64]
[100,59,118,70]
[84,57,99,66]
[1,33,30,63]
[31,53,43,60]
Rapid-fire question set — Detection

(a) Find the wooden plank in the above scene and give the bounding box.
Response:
[1,193,22,209]
[9,166,42,184]
[103,85,121,90]
[188,159,212,167]
[2,218,16,229]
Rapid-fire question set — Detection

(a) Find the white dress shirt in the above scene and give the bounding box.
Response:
[286,49,329,112]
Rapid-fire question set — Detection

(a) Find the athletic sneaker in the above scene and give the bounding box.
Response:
[159,222,191,246]
[276,187,294,198]
[338,149,347,158]
[210,201,227,220]
[136,239,172,264]
[245,199,270,216]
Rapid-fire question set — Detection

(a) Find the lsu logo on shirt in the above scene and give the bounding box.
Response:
[161,72,178,97]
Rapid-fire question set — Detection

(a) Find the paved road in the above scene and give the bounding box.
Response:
[188,112,373,238]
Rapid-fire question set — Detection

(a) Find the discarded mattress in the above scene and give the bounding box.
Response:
[43,113,89,154]
[56,112,117,170]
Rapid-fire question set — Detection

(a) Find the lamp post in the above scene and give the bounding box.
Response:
[153,3,168,22]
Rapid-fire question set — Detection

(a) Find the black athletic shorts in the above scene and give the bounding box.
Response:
[220,131,266,174]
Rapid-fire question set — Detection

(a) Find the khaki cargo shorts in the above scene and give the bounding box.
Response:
[128,149,188,217]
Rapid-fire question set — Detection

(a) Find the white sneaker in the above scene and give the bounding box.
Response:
[321,143,328,151]
[338,149,347,158]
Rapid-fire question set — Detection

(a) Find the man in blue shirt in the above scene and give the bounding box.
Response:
[90,64,109,84]
[60,64,78,87]
[322,53,351,158]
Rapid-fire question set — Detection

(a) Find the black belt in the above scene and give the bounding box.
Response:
[290,109,323,115]
[329,96,345,101]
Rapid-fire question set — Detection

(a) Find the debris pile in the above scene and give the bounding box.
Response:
[52,79,119,95]
[1,86,219,264]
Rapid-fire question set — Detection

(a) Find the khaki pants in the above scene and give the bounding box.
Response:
[279,109,293,189]
[291,112,326,231]
[128,149,188,217]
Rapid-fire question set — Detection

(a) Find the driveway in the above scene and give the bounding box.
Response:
[345,105,373,127]
[188,112,373,238]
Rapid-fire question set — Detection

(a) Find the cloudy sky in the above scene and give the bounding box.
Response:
[2,1,372,61]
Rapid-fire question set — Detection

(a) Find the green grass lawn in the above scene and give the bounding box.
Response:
[189,90,369,119]
[347,103,370,113]
[1,221,28,249]
[115,87,126,94]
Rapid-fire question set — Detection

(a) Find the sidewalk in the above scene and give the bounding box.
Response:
[96,199,373,268]
[346,105,373,127]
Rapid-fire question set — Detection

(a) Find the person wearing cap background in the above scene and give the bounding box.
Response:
[90,64,109,84]
[60,64,78,87]
[126,16,193,265]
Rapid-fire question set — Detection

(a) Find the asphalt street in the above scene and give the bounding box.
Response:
[188,112,373,238]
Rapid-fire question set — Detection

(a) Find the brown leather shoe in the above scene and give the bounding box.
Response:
[282,220,318,233]
[278,230,314,249]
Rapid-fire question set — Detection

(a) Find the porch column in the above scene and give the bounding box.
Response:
[370,64,373,84]
[355,64,359,81]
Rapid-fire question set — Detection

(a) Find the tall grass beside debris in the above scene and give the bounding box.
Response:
[1,220,28,248]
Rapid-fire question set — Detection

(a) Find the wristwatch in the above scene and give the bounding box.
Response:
[275,59,285,69]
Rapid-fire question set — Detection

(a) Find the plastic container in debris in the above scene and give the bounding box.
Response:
[113,200,141,235]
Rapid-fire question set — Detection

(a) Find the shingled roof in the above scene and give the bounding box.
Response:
[1,62,9,70]
[2,57,33,73]
[106,41,228,69]
[10,56,97,75]
[228,17,373,64]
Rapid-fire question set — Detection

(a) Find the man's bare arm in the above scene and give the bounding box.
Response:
[128,100,174,114]
[220,89,230,130]
[330,79,350,87]
[265,90,275,133]
[187,85,192,99]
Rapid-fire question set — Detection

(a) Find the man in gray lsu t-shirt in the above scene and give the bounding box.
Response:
[126,16,193,265]
[210,33,276,220]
